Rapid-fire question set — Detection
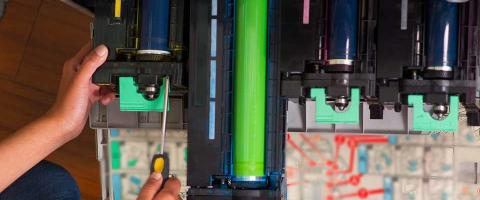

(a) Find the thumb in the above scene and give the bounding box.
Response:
[78,45,108,81]
[137,172,164,200]
[154,177,181,200]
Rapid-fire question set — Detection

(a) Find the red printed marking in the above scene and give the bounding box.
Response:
[286,166,299,171]
[309,134,324,142]
[354,137,389,144]
[287,134,318,166]
[299,133,327,161]
[327,174,361,187]
[338,188,385,199]
[326,160,334,167]
[335,135,346,144]
[337,134,379,137]
[349,174,361,185]
[331,135,345,170]
[287,134,389,198]
[348,139,357,148]
[368,188,385,195]
[330,141,356,175]
[286,166,298,178]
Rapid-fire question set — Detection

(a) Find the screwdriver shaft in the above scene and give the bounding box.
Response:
[159,76,170,154]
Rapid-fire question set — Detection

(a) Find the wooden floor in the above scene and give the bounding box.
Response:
[0,0,100,199]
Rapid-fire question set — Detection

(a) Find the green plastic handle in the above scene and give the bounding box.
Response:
[119,77,169,112]
[408,95,458,132]
[310,88,360,124]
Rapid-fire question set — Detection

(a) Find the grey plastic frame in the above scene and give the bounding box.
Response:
[285,99,453,134]
[89,98,185,129]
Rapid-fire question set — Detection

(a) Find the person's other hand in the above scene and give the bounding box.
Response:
[47,42,115,139]
[137,173,181,200]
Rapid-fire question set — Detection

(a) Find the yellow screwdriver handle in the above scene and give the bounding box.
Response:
[153,156,164,173]
[151,153,169,184]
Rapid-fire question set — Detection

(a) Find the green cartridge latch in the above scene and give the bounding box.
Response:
[310,88,360,124]
[408,95,459,132]
[119,77,169,112]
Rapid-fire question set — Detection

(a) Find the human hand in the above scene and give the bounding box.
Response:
[47,42,115,139]
[137,173,181,200]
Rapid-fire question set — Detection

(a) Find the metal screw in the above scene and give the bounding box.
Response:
[335,96,349,111]
[432,104,449,120]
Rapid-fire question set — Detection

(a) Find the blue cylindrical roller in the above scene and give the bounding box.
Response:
[327,0,358,66]
[426,0,458,72]
[138,0,170,55]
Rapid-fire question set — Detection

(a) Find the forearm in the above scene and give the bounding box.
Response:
[0,115,72,192]
[0,43,111,193]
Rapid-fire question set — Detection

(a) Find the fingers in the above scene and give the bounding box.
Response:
[98,86,116,105]
[154,178,181,200]
[58,42,94,97]
[100,92,116,105]
[137,173,164,200]
[136,173,181,200]
[74,41,93,65]
[99,85,115,95]
[77,45,108,81]
[65,41,93,71]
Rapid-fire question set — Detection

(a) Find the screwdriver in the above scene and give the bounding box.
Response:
[151,76,170,183]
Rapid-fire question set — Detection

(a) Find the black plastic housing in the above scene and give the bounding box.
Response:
[280,0,480,125]
[92,0,188,94]
[187,0,284,199]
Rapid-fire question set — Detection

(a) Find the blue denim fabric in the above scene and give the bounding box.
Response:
[0,160,80,200]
